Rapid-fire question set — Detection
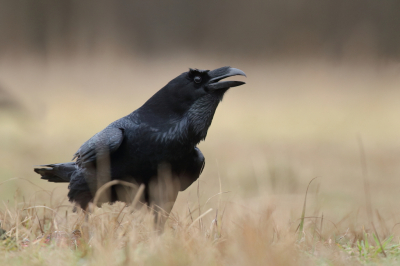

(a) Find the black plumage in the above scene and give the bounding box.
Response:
[34,66,246,219]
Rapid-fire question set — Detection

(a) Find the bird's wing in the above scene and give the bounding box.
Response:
[72,127,124,168]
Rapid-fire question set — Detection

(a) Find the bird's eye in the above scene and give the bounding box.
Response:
[194,76,202,83]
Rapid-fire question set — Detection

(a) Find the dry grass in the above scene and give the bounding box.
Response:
[1,55,400,265]
[1,180,399,266]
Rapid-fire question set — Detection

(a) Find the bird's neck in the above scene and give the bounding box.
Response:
[186,94,221,142]
[137,94,222,146]
[138,83,192,123]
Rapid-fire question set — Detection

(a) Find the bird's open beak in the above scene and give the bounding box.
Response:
[207,67,246,90]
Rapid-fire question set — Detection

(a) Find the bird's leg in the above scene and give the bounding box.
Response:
[148,162,181,232]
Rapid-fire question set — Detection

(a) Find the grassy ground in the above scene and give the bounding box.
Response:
[1,55,400,265]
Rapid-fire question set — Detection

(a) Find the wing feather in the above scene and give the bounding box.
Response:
[73,127,124,168]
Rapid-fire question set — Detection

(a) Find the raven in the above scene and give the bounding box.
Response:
[34,66,246,221]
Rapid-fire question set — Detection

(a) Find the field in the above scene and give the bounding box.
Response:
[1,55,400,265]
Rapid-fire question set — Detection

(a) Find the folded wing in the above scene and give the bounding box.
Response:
[72,127,124,168]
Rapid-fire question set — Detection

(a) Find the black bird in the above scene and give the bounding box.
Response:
[34,66,246,221]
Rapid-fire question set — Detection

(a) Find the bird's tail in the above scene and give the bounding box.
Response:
[34,162,76,183]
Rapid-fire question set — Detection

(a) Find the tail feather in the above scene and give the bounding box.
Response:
[34,162,76,183]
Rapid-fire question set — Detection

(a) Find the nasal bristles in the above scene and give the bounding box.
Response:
[189,68,210,74]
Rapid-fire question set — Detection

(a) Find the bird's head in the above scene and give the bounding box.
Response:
[141,66,246,119]
[140,66,245,141]
[184,66,246,98]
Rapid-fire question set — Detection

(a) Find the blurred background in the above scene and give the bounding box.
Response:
[0,0,400,222]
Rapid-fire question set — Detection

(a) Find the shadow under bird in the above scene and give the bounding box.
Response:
[34,66,246,224]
